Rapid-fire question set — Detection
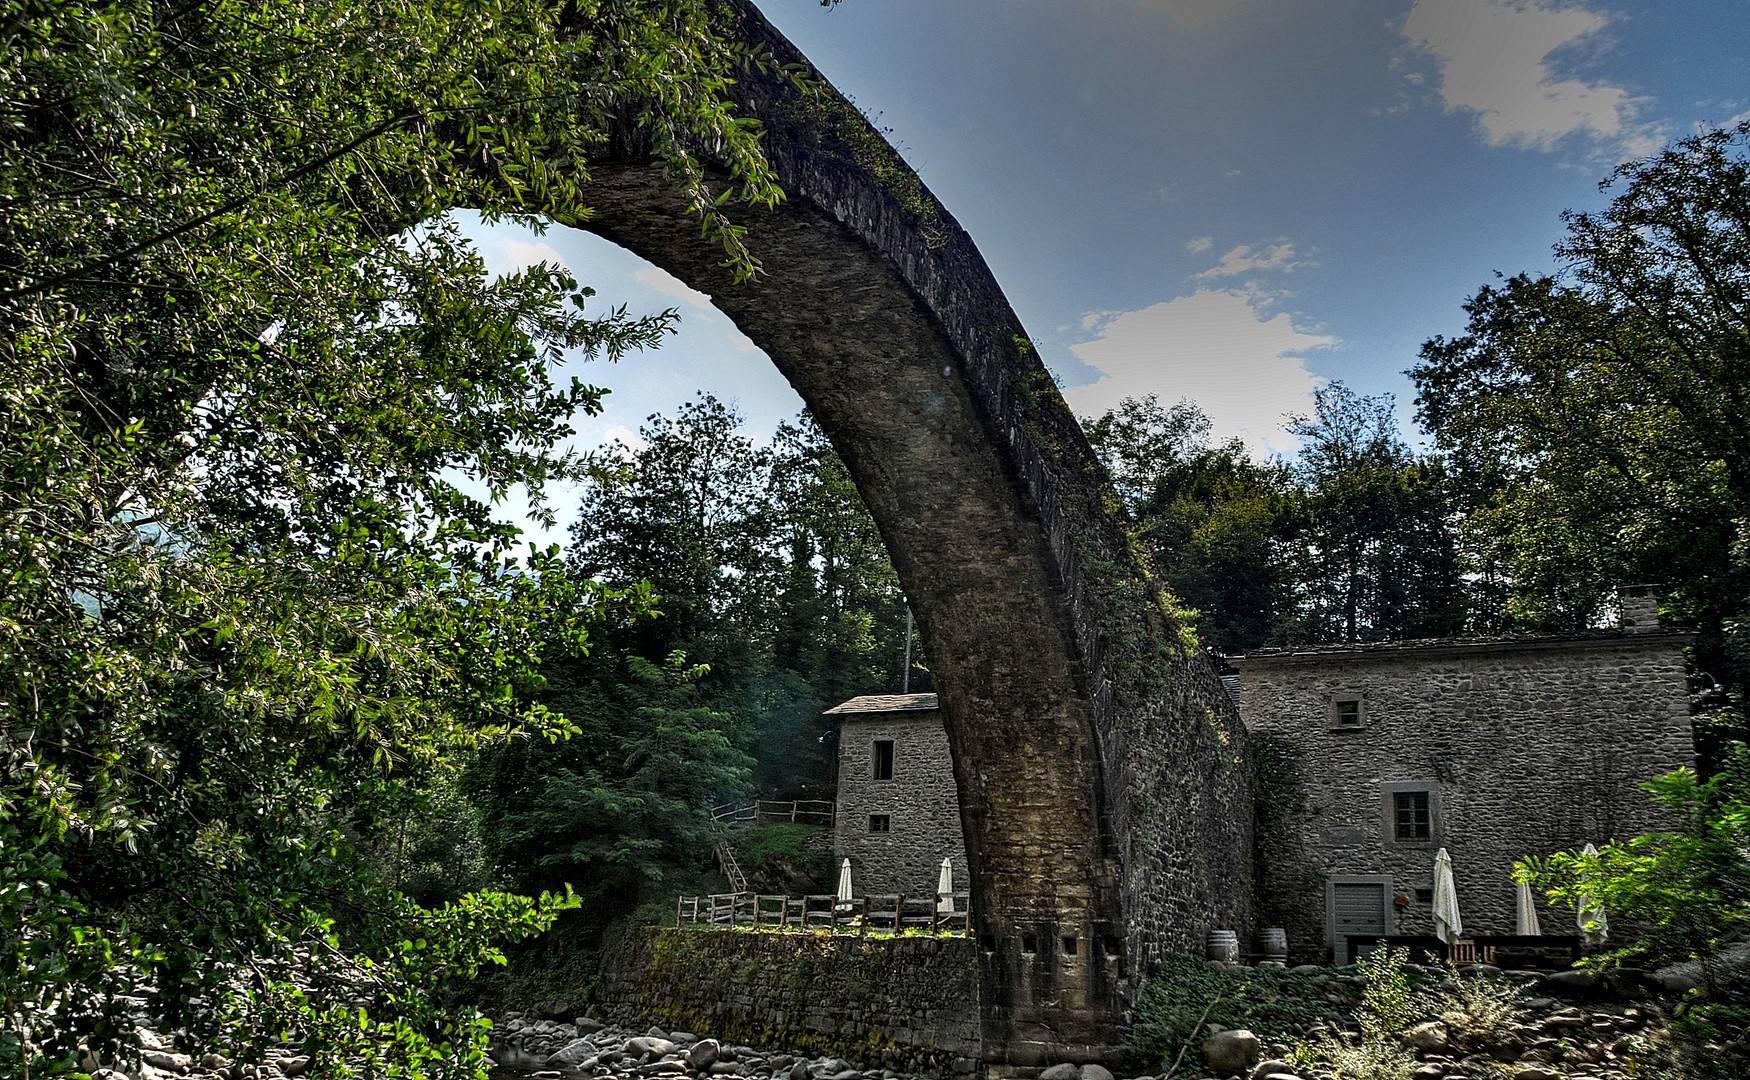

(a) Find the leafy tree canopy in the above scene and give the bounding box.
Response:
[1086,387,1464,652]
[0,0,778,1074]
[1411,121,1750,736]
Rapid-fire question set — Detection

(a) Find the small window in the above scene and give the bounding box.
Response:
[868,813,891,834]
[1393,791,1431,842]
[1061,936,1078,957]
[1415,888,1434,903]
[1020,933,1039,955]
[1334,699,1362,728]
[871,740,895,781]
[1101,936,1123,960]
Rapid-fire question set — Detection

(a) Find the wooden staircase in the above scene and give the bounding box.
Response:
[715,838,749,894]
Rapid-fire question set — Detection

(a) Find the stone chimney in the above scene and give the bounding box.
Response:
[1617,584,1662,633]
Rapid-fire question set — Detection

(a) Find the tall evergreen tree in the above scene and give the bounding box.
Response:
[1282,385,1468,644]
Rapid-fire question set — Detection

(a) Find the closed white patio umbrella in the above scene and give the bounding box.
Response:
[834,858,854,911]
[1515,879,1543,936]
[1577,843,1609,945]
[1432,847,1464,946]
[936,857,954,914]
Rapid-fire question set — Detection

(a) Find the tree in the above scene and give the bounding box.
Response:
[470,651,753,920]
[561,403,908,799]
[1282,385,1468,644]
[1411,121,1750,740]
[569,394,779,685]
[1516,743,1750,973]
[1085,391,1466,652]
[1,0,777,1074]
[1086,396,1298,654]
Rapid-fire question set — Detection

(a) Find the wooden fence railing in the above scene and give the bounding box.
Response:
[709,800,835,828]
[676,892,971,935]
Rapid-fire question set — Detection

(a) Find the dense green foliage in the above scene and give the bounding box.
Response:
[1516,743,1750,969]
[446,400,912,944]
[1086,385,1464,653]
[1126,953,1350,1072]
[0,0,778,1074]
[563,396,917,799]
[1411,120,1750,738]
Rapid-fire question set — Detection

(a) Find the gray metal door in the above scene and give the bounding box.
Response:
[1333,882,1387,964]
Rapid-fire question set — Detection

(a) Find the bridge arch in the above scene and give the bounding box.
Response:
[564,2,1254,1065]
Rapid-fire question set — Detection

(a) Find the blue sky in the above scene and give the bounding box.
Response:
[464,0,1750,546]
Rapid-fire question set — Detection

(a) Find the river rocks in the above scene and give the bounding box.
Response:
[1081,1064,1115,1080]
[142,1050,192,1071]
[549,1038,600,1067]
[626,1036,678,1057]
[1398,1022,1448,1051]
[1039,1065,1081,1080]
[1544,969,1603,996]
[688,1039,722,1069]
[1249,1059,1295,1080]
[1203,1029,1260,1075]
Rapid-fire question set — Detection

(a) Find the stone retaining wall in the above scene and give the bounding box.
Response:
[595,928,983,1076]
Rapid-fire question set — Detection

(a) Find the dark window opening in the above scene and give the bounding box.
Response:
[868,814,891,834]
[1415,888,1434,903]
[1102,936,1122,960]
[980,935,997,954]
[1393,791,1431,842]
[871,740,895,781]
[1021,933,1038,955]
[1335,699,1362,728]
[1061,936,1078,956]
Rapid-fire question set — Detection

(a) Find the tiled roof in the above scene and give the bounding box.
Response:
[1232,626,1694,664]
[823,693,940,715]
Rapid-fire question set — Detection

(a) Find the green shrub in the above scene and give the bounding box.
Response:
[1291,1036,1418,1080]
[1357,947,1421,1041]
[1127,955,1350,1074]
[1434,965,1528,1051]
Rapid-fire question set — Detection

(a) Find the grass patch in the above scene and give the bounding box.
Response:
[732,823,823,866]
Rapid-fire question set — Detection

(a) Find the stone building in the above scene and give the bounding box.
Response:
[827,693,969,900]
[1236,620,1695,965]
[830,595,1696,966]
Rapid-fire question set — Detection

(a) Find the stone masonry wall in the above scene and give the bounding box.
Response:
[1237,632,1694,966]
[834,712,970,900]
[595,928,981,1076]
[1114,648,1254,981]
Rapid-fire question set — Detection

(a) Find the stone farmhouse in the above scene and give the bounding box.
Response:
[831,589,1696,966]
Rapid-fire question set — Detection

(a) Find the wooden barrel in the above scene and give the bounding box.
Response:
[1256,926,1289,962]
[1206,928,1240,963]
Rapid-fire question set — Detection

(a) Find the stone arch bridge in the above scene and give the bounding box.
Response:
[562,2,1252,1067]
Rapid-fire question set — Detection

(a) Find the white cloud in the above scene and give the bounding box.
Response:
[633,265,714,309]
[1403,0,1653,152]
[598,424,649,454]
[1063,288,1335,455]
[476,235,569,280]
[1135,0,1251,27]
[1186,236,1214,253]
[1193,242,1305,280]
